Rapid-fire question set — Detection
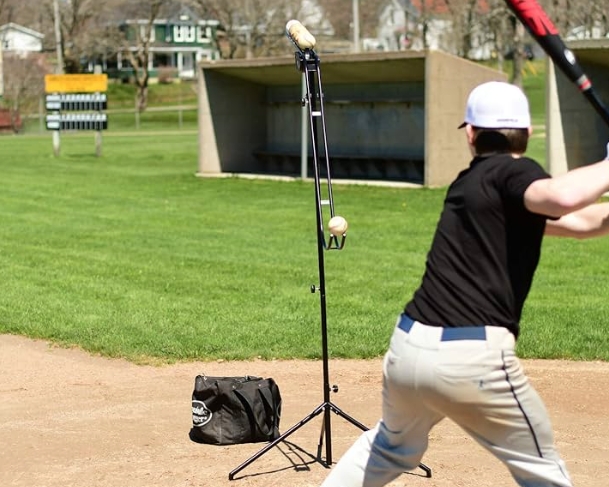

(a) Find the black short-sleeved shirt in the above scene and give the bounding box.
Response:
[404,153,552,338]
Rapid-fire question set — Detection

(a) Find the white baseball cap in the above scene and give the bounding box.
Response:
[458,81,531,129]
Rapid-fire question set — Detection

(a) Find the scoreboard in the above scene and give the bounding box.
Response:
[44,75,108,132]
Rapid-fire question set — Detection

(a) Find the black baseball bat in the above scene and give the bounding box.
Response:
[505,0,609,127]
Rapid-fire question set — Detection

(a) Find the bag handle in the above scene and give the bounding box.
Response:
[233,388,273,439]
[257,383,280,438]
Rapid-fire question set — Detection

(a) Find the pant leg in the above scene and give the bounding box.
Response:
[428,339,573,487]
[452,354,572,487]
[322,319,573,487]
[321,325,443,487]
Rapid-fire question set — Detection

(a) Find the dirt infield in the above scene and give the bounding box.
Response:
[1,333,608,487]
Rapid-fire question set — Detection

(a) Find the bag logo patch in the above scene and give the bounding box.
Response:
[192,400,212,427]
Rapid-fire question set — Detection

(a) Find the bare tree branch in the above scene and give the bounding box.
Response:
[118,0,171,111]
[189,0,298,59]
[2,53,51,132]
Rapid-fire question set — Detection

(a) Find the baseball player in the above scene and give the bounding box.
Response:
[320,81,609,487]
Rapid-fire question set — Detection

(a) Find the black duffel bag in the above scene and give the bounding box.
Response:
[189,374,282,445]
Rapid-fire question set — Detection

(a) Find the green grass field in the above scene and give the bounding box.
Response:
[0,128,607,363]
[2,59,606,363]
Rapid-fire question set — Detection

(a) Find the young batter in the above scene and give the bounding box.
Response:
[321,81,609,487]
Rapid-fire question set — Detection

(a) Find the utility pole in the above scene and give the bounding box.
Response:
[352,0,360,53]
[0,31,4,99]
[53,0,63,156]
[54,0,63,74]
[245,0,253,59]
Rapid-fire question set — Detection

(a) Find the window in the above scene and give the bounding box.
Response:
[197,26,212,43]
[174,25,195,43]
[140,25,155,42]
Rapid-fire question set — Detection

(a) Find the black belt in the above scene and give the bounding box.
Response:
[398,314,486,341]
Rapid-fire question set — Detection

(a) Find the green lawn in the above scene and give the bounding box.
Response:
[105,80,199,108]
[521,60,547,164]
[0,133,607,363]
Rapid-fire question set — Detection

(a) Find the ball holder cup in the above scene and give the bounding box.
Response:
[228,21,431,481]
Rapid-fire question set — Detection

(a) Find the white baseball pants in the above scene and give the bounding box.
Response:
[320,314,573,487]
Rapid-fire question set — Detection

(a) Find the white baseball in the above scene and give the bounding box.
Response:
[328,215,348,235]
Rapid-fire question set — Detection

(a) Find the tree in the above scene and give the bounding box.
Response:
[117,0,174,112]
[188,0,294,59]
[482,1,530,86]
[13,0,112,74]
[442,0,481,58]
[0,0,10,21]
[55,0,104,73]
[486,0,510,72]
[2,53,50,132]
[510,18,526,87]
[437,0,532,85]
[322,0,386,41]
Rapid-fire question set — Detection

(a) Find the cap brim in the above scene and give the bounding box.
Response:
[458,121,467,129]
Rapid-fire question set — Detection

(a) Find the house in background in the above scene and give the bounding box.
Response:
[566,24,609,40]
[372,0,453,52]
[374,0,420,51]
[103,6,222,81]
[0,22,44,57]
[371,0,494,60]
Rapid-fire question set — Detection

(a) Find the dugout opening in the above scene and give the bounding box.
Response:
[197,50,506,187]
[547,39,609,176]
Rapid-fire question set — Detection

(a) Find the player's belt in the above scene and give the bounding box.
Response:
[398,314,487,341]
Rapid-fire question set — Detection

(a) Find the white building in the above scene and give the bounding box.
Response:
[376,0,419,51]
[566,24,609,41]
[372,0,493,60]
[0,23,44,57]
[373,0,457,53]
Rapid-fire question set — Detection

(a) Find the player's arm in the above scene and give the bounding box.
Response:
[544,202,609,238]
[524,158,609,218]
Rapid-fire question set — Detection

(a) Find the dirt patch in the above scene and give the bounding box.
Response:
[1,333,608,487]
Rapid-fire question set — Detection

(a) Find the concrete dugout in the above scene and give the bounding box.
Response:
[197,50,505,187]
[547,39,609,175]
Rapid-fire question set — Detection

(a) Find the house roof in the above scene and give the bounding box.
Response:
[0,22,44,39]
[409,0,450,15]
[165,5,200,25]
[122,3,222,26]
[408,0,489,15]
[387,0,419,16]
